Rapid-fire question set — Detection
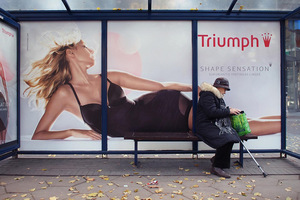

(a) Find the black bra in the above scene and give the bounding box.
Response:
[67,77,127,133]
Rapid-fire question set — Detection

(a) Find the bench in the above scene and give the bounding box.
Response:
[124,132,258,167]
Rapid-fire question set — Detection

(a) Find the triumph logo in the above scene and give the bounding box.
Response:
[198,33,273,51]
[262,33,272,47]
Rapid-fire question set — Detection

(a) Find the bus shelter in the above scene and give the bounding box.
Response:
[0,0,300,160]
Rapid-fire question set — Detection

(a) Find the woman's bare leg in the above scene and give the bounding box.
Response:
[248,120,281,136]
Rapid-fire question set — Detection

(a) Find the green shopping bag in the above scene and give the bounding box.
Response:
[230,111,251,136]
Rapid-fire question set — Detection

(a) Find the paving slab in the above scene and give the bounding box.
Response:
[0,154,299,200]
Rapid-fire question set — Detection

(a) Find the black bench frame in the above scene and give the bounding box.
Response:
[124,132,258,167]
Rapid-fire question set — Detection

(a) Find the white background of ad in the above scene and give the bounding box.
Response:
[198,21,281,150]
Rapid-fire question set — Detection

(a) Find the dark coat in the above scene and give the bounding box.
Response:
[195,82,239,149]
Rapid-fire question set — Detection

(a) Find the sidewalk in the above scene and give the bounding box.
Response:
[0,153,299,200]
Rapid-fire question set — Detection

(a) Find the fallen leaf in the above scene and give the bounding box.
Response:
[173,190,183,195]
[254,192,262,196]
[285,187,292,192]
[168,184,177,188]
[87,192,98,197]
[155,188,163,193]
[174,180,183,184]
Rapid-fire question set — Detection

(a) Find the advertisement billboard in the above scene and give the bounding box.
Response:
[20,21,102,151]
[19,20,281,151]
[198,21,281,149]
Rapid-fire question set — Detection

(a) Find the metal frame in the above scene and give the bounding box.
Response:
[0,0,300,159]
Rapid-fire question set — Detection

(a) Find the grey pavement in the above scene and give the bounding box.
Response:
[0,153,299,200]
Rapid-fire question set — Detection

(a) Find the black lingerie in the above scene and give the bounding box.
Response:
[67,76,192,137]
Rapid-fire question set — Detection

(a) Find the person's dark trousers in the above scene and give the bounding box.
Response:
[213,142,234,169]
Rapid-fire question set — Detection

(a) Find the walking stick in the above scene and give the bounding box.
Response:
[239,138,268,177]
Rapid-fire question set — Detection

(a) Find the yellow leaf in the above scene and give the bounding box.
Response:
[254,192,262,196]
[42,169,47,171]
[285,187,292,192]
[98,193,105,197]
[14,176,24,180]
[49,197,58,200]
[21,194,27,197]
[174,180,183,184]
[192,194,199,199]
[168,184,177,188]
[88,193,98,197]
[155,188,163,193]
[173,190,183,195]
[29,188,36,192]
[86,177,95,181]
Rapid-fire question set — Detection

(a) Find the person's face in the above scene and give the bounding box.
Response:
[72,40,95,68]
[218,87,227,95]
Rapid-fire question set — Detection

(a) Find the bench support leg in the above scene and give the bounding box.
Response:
[134,140,139,167]
[239,141,244,167]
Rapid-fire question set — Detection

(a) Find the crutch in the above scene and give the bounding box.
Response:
[238,136,268,177]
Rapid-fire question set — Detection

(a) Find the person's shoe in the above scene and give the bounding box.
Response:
[210,167,231,178]
[210,156,215,164]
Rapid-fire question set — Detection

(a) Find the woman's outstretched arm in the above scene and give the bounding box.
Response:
[107,70,194,92]
[31,85,101,140]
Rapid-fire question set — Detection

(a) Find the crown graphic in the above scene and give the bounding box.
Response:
[262,33,272,47]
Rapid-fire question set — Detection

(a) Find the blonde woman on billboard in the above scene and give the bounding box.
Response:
[24,35,197,140]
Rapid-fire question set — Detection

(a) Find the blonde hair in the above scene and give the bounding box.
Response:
[24,42,77,108]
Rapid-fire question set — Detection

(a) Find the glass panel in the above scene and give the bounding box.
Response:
[67,0,148,10]
[152,0,233,10]
[286,19,300,154]
[234,0,300,11]
[0,20,18,145]
[0,0,66,11]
